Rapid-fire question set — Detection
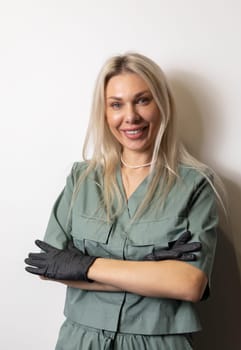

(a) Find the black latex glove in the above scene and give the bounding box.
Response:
[144,231,201,261]
[25,240,97,282]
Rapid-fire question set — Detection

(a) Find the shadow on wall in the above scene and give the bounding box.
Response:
[169,72,241,350]
[195,224,241,349]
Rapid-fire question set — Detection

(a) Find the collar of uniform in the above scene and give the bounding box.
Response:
[116,165,151,219]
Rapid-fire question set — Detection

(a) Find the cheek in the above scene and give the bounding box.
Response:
[106,112,122,128]
[148,107,161,124]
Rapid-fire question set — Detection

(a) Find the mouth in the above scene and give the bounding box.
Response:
[121,126,148,139]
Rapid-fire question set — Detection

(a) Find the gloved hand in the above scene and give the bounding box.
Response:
[24,240,97,282]
[144,231,201,261]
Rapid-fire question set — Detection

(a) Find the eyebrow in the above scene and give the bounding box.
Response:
[107,90,151,100]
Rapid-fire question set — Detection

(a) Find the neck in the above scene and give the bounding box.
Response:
[120,155,155,169]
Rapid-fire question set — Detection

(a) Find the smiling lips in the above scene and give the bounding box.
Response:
[121,126,148,139]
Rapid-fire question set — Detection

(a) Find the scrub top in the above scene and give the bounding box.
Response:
[44,161,218,335]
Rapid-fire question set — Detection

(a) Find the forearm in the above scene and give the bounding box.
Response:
[57,280,123,292]
[40,276,122,291]
[88,258,207,302]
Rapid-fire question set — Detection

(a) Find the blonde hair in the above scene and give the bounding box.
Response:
[73,52,226,221]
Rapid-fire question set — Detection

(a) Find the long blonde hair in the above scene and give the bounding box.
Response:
[73,52,226,221]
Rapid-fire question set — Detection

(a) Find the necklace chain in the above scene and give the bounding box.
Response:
[120,156,155,169]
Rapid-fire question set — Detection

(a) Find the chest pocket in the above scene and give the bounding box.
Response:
[72,215,113,258]
[125,216,188,260]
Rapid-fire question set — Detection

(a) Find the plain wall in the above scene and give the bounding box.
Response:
[0,1,240,349]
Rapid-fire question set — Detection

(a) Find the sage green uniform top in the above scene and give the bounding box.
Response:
[44,162,218,335]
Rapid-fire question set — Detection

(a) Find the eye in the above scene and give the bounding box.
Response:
[136,96,151,105]
[110,102,122,110]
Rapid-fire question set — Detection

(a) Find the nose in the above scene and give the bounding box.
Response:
[124,103,141,123]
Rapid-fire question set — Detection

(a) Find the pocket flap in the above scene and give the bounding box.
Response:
[72,215,112,243]
[127,216,188,246]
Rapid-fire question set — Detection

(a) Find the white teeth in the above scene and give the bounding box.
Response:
[125,128,143,135]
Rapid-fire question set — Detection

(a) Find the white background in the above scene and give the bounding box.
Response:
[0,1,241,349]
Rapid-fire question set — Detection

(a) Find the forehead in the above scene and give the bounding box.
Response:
[105,73,150,97]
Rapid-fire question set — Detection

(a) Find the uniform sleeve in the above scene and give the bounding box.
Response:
[43,163,78,249]
[186,175,218,298]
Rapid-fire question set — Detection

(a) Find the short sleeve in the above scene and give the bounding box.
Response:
[43,163,78,249]
[186,175,218,298]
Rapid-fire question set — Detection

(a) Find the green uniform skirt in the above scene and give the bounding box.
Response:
[55,319,194,350]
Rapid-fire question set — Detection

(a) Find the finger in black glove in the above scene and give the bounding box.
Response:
[144,231,201,262]
[24,240,97,282]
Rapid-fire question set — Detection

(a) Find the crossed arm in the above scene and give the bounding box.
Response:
[56,258,208,302]
[26,233,208,303]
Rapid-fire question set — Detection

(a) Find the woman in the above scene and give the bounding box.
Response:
[25,52,222,349]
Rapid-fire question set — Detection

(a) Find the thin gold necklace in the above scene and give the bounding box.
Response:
[120,156,155,169]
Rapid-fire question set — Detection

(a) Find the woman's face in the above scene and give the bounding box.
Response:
[105,73,161,156]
